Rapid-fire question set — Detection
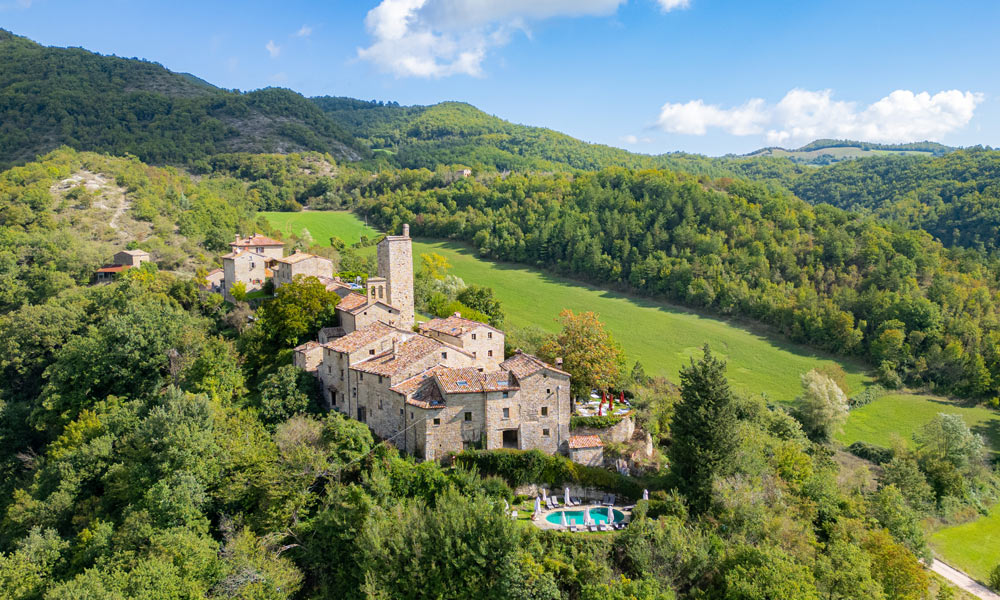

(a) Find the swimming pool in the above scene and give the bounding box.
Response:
[545,508,625,526]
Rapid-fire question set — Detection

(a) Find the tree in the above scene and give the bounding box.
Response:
[230,281,248,302]
[457,285,504,328]
[795,369,849,443]
[538,310,626,399]
[914,413,985,472]
[668,346,739,514]
[255,275,340,349]
[257,364,318,427]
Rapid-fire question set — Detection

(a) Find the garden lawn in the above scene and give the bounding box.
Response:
[930,510,1000,583]
[261,211,871,403]
[261,210,378,246]
[838,394,1000,455]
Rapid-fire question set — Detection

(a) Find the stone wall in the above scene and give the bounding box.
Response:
[572,414,635,445]
[482,370,570,455]
[222,253,266,301]
[569,446,604,468]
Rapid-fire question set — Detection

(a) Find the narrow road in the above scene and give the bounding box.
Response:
[930,559,1000,600]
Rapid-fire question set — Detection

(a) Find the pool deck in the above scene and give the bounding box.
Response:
[530,503,632,531]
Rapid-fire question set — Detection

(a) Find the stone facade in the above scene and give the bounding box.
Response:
[113,249,150,267]
[272,252,334,289]
[222,250,268,301]
[569,435,605,467]
[293,341,323,374]
[230,234,285,260]
[377,224,414,328]
[419,315,504,370]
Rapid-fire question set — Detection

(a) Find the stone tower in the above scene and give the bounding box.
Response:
[377,224,414,327]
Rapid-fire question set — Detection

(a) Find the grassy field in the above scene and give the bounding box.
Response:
[261,210,379,246]
[838,394,1000,454]
[930,511,1000,582]
[262,210,871,403]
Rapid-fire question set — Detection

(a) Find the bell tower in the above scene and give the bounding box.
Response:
[377,224,414,327]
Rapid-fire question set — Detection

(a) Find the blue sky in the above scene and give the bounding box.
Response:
[3,0,999,155]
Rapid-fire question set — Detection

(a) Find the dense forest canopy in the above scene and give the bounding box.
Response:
[0,30,364,168]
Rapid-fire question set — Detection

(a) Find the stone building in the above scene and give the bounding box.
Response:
[295,223,574,462]
[568,435,604,467]
[272,252,334,289]
[419,314,504,370]
[221,250,268,301]
[230,234,285,260]
[93,249,152,284]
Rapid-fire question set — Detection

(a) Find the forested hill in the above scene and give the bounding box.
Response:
[0,30,366,168]
[789,149,1000,251]
[311,96,731,174]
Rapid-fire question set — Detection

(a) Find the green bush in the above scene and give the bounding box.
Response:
[849,385,887,409]
[453,449,646,499]
[571,414,624,430]
[847,441,895,465]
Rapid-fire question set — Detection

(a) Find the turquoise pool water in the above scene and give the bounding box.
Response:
[545,508,624,526]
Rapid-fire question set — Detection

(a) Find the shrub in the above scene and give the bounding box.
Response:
[454,449,646,499]
[571,414,624,430]
[849,385,887,409]
[989,563,1000,591]
[848,441,895,465]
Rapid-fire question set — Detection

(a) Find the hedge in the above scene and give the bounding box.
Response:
[570,414,624,430]
[847,441,894,465]
[849,385,887,410]
[453,449,647,500]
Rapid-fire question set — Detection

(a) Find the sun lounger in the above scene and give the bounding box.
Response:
[571,497,582,506]
[568,525,578,532]
[588,524,598,532]
[551,497,561,507]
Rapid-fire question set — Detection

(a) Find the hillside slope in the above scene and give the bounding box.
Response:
[0,30,365,168]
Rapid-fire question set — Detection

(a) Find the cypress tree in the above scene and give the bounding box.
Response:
[668,345,739,514]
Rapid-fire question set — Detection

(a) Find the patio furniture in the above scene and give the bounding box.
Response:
[511,511,518,519]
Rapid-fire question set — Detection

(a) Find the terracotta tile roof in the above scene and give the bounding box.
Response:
[421,314,501,337]
[500,351,570,378]
[221,249,268,261]
[118,249,149,256]
[391,365,448,396]
[294,340,321,353]
[274,252,328,265]
[231,234,284,247]
[405,377,445,409]
[434,367,518,394]
[336,293,368,312]
[325,322,396,353]
[353,335,446,377]
[569,435,603,449]
[95,264,131,273]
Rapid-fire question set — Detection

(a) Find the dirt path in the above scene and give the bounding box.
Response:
[930,559,1000,600]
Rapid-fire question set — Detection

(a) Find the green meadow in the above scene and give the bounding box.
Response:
[930,512,1000,583]
[838,393,1000,455]
[262,210,871,403]
[261,210,379,246]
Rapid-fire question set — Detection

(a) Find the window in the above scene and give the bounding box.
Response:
[543,428,550,437]
[327,365,332,373]
[471,333,477,340]
[340,369,344,380]
[378,398,383,410]
[502,408,510,419]
[378,287,383,299]
[369,349,375,355]
[433,418,441,425]
[359,373,364,381]
[464,412,473,421]
[378,375,383,384]
[502,392,509,399]
[411,412,414,419]
[256,247,263,253]
[546,388,551,394]
[353,388,357,397]
[541,406,548,416]
[441,352,448,359]
[400,408,404,415]
[487,350,493,357]
[472,351,477,358]
[487,332,492,339]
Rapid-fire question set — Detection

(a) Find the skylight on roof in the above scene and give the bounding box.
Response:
[457,380,468,386]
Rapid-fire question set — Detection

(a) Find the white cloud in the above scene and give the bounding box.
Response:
[358,0,632,78]
[296,25,312,37]
[265,40,281,58]
[657,89,983,145]
[621,134,653,144]
[655,0,689,11]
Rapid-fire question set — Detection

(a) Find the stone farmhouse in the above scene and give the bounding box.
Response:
[93,249,150,284]
[220,233,344,302]
[294,224,573,461]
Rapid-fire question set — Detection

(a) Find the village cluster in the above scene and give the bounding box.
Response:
[169,225,605,464]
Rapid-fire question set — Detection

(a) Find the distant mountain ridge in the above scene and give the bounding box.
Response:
[745,139,955,166]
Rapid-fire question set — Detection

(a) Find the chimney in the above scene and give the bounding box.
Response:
[402,224,410,237]
[555,357,563,367]
[452,312,461,318]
